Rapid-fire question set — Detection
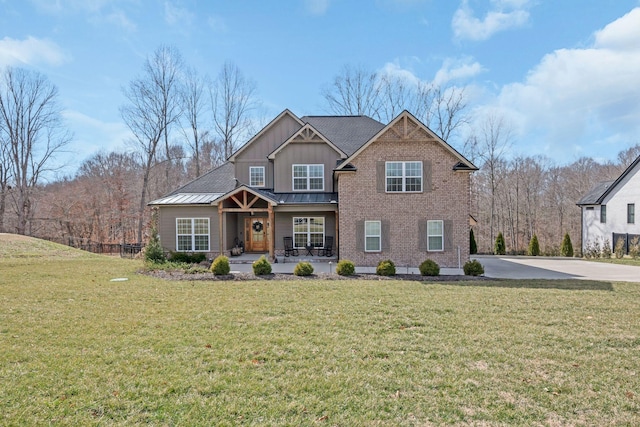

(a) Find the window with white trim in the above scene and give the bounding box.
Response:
[427,220,443,251]
[250,166,265,187]
[386,161,422,192]
[176,218,210,251]
[293,164,324,191]
[365,220,381,252]
[293,217,324,248]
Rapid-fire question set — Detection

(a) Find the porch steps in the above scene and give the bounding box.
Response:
[228,253,337,264]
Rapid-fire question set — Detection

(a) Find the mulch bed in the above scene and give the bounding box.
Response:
[143,269,486,282]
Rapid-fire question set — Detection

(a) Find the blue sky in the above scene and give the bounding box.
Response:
[2,0,640,173]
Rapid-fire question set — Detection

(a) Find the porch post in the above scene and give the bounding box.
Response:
[218,203,224,256]
[335,208,339,259]
[268,204,275,262]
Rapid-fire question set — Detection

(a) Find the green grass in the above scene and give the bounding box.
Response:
[1,235,640,425]
[587,257,640,267]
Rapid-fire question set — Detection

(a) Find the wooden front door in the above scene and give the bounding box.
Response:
[245,217,267,252]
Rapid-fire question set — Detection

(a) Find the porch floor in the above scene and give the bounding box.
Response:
[228,252,337,264]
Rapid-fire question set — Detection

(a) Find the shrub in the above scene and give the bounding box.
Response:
[336,259,355,276]
[252,255,272,275]
[293,261,314,276]
[376,259,396,276]
[614,237,626,259]
[528,234,540,256]
[144,229,165,263]
[494,232,506,255]
[602,238,612,259]
[419,259,440,276]
[561,233,574,257]
[470,229,477,255]
[210,255,231,275]
[463,259,484,276]
[583,240,601,259]
[170,252,206,264]
[629,236,640,259]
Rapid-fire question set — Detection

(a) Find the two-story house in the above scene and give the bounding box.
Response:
[149,109,477,268]
[577,155,640,254]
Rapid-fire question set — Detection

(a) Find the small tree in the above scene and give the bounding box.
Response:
[376,259,396,276]
[629,236,640,259]
[601,238,612,259]
[419,259,440,276]
[463,259,484,276]
[560,233,574,257]
[470,229,477,255]
[144,228,166,263]
[294,261,314,276]
[336,259,355,276]
[528,234,540,256]
[614,237,626,259]
[252,255,272,275]
[494,232,506,255]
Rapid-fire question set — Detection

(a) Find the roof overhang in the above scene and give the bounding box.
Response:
[148,193,222,206]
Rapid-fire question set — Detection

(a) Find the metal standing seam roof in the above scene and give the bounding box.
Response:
[148,193,223,205]
[256,189,338,204]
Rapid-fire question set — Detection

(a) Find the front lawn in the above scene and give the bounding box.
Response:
[1,250,639,425]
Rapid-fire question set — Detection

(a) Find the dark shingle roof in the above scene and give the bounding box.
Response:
[168,162,236,196]
[577,180,614,205]
[301,115,385,156]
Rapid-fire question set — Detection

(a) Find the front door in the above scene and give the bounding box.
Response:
[245,217,267,252]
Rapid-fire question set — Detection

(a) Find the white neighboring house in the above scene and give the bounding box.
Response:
[577,156,640,254]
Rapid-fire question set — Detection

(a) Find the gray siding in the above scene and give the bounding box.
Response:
[157,205,219,253]
[234,114,301,185]
[273,211,337,251]
[273,142,342,192]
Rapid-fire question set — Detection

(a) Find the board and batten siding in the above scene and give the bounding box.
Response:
[233,114,302,187]
[272,142,342,193]
[583,161,640,250]
[157,205,219,253]
[273,211,337,252]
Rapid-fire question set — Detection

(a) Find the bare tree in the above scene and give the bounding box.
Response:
[180,67,209,178]
[0,66,71,235]
[322,65,469,150]
[210,62,259,159]
[121,45,184,244]
[471,112,513,250]
[322,64,382,118]
[0,126,11,232]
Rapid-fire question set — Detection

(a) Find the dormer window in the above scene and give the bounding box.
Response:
[250,166,265,187]
[293,164,324,191]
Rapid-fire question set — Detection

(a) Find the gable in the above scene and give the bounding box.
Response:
[336,111,477,171]
[229,109,303,162]
[268,123,346,160]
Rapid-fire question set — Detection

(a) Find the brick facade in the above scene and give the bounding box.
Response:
[337,119,472,268]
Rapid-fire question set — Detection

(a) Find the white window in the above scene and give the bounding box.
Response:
[365,221,381,252]
[386,161,422,192]
[250,166,265,187]
[427,220,443,251]
[176,218,210,251]
[293,217,324,248]
[293,164,324,191]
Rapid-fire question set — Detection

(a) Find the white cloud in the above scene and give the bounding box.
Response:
[486,7,640,159]
[62,110,133,162]
[0,36,70,67]
[105,10,137,32]
[452,0,531,41]
[433,57,485,85]
[164,1,195,26]
[305,0,330,15]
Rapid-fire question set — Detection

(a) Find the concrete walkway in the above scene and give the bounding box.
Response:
[475,255,640,282]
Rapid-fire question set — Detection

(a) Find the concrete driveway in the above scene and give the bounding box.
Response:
[474,255,640,282]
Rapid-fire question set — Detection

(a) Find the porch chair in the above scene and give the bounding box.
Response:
[320,236,333,257]
[283,236,299,257]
